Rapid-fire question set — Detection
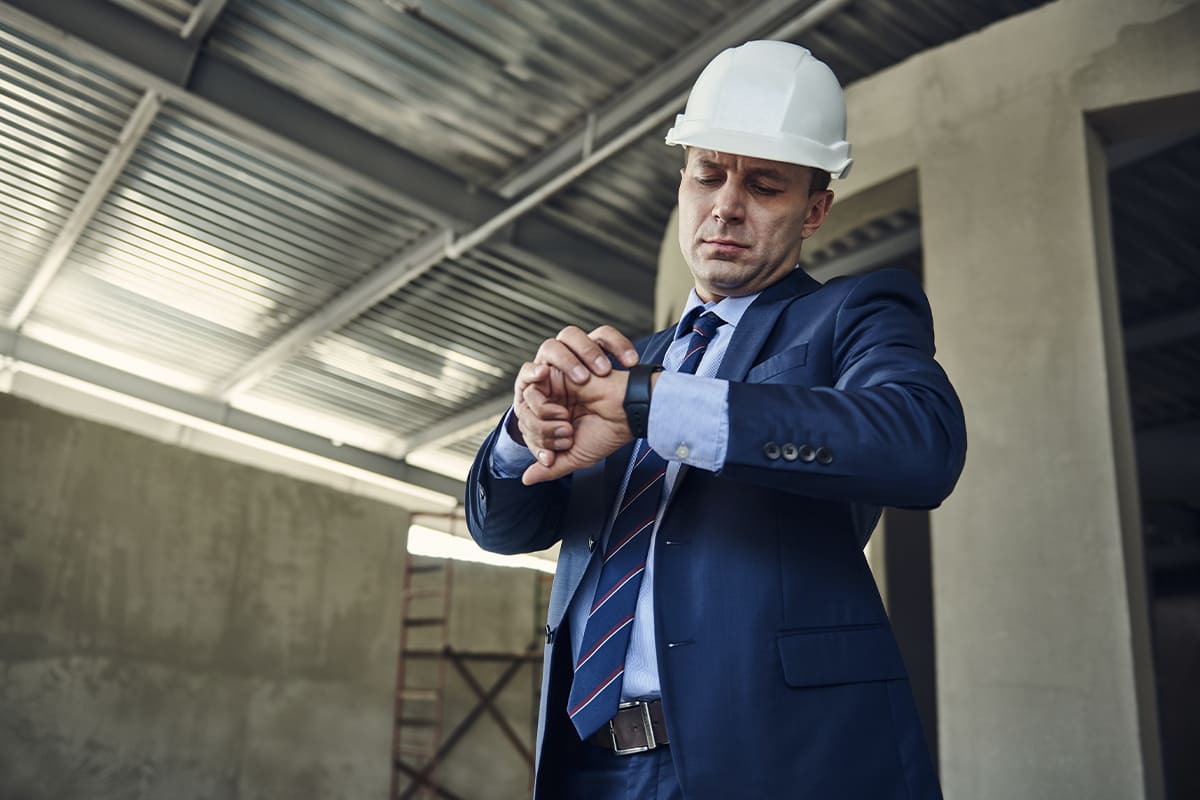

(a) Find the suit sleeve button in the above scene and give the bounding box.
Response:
[781,443,799,461]
[798,444,816,463]
[763,442,781,460]
[815,446,834,465]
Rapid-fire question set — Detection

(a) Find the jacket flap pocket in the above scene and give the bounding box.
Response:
[776,624,906,688]
[746,343,808,382]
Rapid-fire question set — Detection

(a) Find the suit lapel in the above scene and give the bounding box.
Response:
[717,268,821,381]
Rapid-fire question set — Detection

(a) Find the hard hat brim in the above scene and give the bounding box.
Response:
[666,119,852,179]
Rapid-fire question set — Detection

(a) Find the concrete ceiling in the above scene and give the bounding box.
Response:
[0,0,1055,504]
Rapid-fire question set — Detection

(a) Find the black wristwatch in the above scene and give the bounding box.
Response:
[623,364,664,439]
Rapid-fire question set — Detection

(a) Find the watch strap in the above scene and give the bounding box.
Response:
[623,364,664,439]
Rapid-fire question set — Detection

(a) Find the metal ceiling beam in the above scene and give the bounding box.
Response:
[807,226,923,283]
[400,393,513,456]
[180,0,230,42]
[0,328,465,500]
[0,0,649,301]
[493,0,857,199]
[6,90,162,330]
[214,229,453,400]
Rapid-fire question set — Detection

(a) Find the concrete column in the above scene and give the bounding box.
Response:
[920,66,1158,800]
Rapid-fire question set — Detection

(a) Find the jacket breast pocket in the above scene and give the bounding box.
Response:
[746,343,808,383]
[776,624,907,688]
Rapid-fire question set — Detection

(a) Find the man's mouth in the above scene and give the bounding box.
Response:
[703,238,749,248]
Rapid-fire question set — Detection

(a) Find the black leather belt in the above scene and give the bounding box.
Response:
[586,699,669,755]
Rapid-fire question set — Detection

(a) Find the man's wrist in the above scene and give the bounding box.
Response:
[622,364,664,439]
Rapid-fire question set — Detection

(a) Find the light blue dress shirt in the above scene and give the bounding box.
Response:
[491,289,760,700]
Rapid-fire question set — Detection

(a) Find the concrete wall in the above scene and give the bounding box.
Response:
[843,2,1196,797]
[0,392,411,799]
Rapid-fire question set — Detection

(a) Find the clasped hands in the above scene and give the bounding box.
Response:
[511,325,643,485]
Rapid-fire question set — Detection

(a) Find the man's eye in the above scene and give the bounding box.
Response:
[695,176,720,185]
[752,184,781,195]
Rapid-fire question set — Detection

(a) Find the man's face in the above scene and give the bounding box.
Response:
[677,149,833,302]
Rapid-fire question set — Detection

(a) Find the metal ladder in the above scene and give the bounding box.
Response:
[391,549,453,800]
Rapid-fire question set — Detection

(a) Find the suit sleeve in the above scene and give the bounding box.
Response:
[719,269,967,509]
[465,422,572,555]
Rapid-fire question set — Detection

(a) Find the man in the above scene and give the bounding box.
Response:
[466,40,966,799]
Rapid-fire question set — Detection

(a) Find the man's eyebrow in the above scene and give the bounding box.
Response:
[745,167,789,182]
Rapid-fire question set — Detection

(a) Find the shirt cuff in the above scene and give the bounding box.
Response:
[490,408,536,478]
[647,372,729,471]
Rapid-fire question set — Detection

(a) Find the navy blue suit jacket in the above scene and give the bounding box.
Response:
[466,267,966,799]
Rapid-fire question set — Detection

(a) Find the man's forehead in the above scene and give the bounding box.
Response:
[687,148,807,179]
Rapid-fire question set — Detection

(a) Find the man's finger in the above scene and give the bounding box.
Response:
[522,383,570,421]
[554,326,614,379]
[517,414,574,453]
[589,325,639,368]
[536,337,593,384]
[522,459,574,486]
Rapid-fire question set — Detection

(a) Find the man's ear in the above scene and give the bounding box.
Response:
[801,191,834,239]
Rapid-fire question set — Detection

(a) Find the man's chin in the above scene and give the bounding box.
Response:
[691,264,751,292]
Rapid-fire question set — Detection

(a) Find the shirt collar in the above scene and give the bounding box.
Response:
[673,288,760,339]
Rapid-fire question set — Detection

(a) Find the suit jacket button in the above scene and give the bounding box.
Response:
[588,536,596,552]
[799,444,816,463]
[763,441,781,460]
[815,446,834,465]
[781,443,799,461]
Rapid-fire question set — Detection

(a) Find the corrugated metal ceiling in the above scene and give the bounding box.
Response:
[1112,134,1200,433]
[1,0,1061,498]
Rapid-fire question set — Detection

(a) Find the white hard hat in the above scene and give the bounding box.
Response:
[665,40,852,179]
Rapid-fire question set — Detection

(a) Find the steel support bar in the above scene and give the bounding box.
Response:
[391,762,467,800]
[214,229,454,400]
[180,0,230,42]
[7,90,163,329]
[398,648,533,800]
[807,227,923,283]
[0,329,464,500]
[447,649,535,767]
[399,394,512,457]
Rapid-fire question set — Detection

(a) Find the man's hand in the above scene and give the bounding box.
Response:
[510,325,639,468]
[520,368,633,485]
[533,325,639,386]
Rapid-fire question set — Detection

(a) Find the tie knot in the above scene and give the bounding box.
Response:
[689,310,725,341]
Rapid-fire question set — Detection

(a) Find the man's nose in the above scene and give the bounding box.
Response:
[712,184,745,224]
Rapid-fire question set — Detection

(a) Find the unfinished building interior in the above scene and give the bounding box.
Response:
[1,1,1198,798]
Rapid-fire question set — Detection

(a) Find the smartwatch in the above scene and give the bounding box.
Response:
[623,363,664,439]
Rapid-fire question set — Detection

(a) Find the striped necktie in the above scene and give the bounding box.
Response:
[566,310,726,739]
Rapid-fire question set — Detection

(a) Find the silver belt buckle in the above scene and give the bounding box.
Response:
[610,700,656,755]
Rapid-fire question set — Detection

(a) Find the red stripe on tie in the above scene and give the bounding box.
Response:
[575,612,636,668]
[590,565,646,614]
[618,467,667,514]
[605,515,655,561]
[568,666,623,718]
[633,441,653,467]
[684,342,706,360]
